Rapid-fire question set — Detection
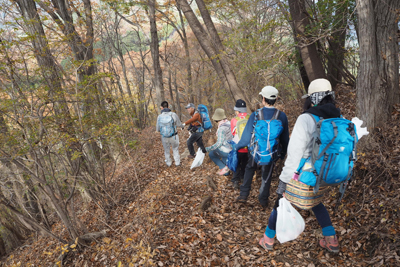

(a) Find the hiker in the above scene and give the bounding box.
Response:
[182,103,207,158]
[259,78,341,253]
[156,101,183,167]
[230,99,249,189]
[206,108,233,175]
[235,86,289,209]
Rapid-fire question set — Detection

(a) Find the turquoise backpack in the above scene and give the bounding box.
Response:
[249,109,283,165]
[297,114,358,200]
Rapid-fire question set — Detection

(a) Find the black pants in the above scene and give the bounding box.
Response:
[232,152,248,183]
[187,131,206,156]
[239,154,275,206]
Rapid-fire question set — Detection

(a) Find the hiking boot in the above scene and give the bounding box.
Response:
[259,234,274,251]
[188,154,195,159]
[319,235,339,253]
[236,195,247,203]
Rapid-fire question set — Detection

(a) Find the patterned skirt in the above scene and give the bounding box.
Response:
[285,179,329,210]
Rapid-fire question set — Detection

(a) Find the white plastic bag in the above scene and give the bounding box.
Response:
[276,198,305,243]
[190,148,205,169]
[351,117,369,140]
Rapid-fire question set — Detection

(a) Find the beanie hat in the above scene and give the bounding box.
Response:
[259,86,278,100]
[302,78,335,105]
[234,99,247,113]
[212,108,227,121]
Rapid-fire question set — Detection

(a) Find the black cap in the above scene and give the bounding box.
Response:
[235,99,246,108]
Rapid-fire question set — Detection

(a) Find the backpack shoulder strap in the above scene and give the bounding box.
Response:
[272,109,280,120]
[257,108,263,121]
[306,113,319,124]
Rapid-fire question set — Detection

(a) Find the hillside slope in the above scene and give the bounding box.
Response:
[2,87,399,266]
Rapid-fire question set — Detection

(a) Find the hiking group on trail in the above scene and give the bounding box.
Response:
[156,78,361,254]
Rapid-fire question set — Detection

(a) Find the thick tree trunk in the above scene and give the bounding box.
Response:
[327,30,346,88]
[356,0,400,129]
[288,0,326,82]
[148,0,164,108]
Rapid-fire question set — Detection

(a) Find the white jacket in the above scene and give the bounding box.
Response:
[279,114,316,183]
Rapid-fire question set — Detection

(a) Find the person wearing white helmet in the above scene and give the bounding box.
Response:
[259,78,341,253]
[235,86,290,209]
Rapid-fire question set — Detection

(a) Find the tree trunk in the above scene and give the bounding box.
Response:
[288,0,326,82]
[147,0,164,108]
[356,0,400,129]
[176,0,249,103]
[176,4,194,103]
[194,0,248,103]
[173,70,182,119]
[167,67,176,110]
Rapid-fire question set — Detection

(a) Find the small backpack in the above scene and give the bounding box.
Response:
[197,104,212,130]
[297,114,358,199]
[249,109,283,165]
[233,114,250,142]
[158,113,176,138]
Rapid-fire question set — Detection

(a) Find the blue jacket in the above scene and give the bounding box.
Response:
[236,107,289,159]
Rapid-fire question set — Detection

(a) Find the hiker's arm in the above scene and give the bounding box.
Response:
[236,113,255,150]
[206,128,224,152]
[279,113,290,158]
[279,114,315,183]
[184,113,201,125]
[173,113,183,128]
[156,116,160,132]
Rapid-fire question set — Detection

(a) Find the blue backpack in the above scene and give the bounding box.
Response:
[297,114,358,198]
[197,104,212,130]
[249,109,283,165]
[158,113,176,138]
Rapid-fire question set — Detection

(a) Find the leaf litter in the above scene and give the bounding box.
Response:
[1,86,400,266]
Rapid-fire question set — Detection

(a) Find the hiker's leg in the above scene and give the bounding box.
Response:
[208,149,225,169]
[232,152,248,183]
[312,203,336,237]
[195,133,207,153]
[239,154,257,199]
[258,164,275,206]
[187,133,197,156]
[215,149,229,169]
[161,137,172,166]
[171,135,180,166]
[264,181,286,237]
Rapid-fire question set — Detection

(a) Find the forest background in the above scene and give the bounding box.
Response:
[0,0,399,266]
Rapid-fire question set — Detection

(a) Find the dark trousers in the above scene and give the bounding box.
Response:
[232,152,248,183]
[187,131,206,156]
[268,201,332,231]
[239,154,275,206]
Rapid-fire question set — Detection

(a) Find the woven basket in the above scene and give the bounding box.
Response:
[285,179,329,210]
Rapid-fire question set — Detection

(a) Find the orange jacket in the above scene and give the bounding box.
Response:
[184,111,202,127]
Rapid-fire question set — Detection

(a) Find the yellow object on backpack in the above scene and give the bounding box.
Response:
[233,114,250,144]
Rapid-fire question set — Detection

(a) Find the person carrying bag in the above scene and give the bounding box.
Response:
[259,79,348,253]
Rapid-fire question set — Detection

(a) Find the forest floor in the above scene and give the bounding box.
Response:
[1,86,400,267]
